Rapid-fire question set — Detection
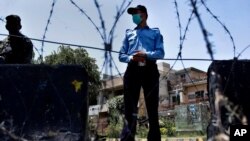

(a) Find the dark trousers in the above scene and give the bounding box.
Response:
[121,62,161,141]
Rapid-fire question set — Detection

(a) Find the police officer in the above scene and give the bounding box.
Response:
[119,5,165,141]
[0,15,33,64]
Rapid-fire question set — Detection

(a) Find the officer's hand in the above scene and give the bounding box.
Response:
[135,51,146,57]
[132,51,146,62]
[132,55,145,62]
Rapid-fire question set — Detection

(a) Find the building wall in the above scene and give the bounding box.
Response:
[175,68,206,84]
[189,70,206,81]
[155,62,171,115]
[94,62,209,122]
[89,62,211,136]
[102,76,123,90]
[183,82,208,104]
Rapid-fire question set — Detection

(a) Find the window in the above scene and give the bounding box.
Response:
[172,96,176,103]
[195,91,204,98]
[180,74,186,82]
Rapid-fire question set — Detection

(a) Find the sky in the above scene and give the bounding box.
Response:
[0,0,250,76]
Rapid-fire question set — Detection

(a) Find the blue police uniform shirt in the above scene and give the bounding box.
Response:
[119,26,165,63]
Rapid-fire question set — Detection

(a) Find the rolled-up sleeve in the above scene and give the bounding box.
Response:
[145,30,165,60]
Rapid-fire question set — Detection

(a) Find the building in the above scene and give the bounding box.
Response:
[157,63,208,116]
[89,62,209,134]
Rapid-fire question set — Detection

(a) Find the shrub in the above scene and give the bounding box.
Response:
[106,119,122,138]
[160,127,167,135]
[106,96,124,138]
[136,125,148,138]
[159,117,176,136]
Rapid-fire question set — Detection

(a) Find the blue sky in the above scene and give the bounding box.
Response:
[0,0,249,75]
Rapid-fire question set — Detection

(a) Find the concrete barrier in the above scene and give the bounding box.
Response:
[207,60,250,140]
[0,65,88,141]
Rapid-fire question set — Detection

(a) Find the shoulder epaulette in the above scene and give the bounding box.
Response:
[151,27,159,30]
[150,28,161,35]
[126,29,133,32]
[151,27,160,31]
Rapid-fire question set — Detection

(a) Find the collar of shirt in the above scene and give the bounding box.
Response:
[134,25,150,30]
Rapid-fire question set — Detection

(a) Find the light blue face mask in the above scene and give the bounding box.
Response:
[132,14,142,25]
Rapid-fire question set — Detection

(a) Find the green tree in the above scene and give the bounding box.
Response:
[44,45,101,105]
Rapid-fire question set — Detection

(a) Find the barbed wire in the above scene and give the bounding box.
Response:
[0,17,5,23]
[68,1,132,103]
[180,9,194,52]
[100,57,107,75]
[108,0,133,43]
[145,0,204,112]
[1,15,42,59]
[201,0,236,58]
[0,123,28,141]
[40,0,57,62]
[0,1,245,140]
[107,53,115,89]
[174,0,182,53]
[141,0,223,115]
[94,0,107,42]
[0,0,243,138]
[110,54,123,78]
[196,0,244,138]
[129,0,198,120]
[68,1,133,140]
[180,55,204,101]
[190,0,214,60]
[155,0,196,84]
[173,0,202,100]
[69,0,105,41]
[0,2,242,73]
[92,0,133,90]
[237,44,250,59]
[32,45,42,58]
[0,16,41,59]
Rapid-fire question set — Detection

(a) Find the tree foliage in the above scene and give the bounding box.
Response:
[44,45,101,105]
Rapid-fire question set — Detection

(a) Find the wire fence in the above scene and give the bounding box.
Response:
[40,0,57,62]
[0,0,241,107]
[0,17,5,23]
[0,0,249,140]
